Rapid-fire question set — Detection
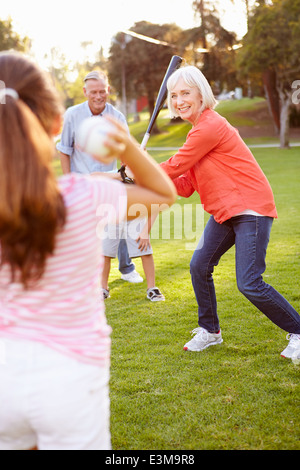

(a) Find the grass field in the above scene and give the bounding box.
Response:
[54,99,300,450]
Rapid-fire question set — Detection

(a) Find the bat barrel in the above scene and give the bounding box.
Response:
[141,55,183,148]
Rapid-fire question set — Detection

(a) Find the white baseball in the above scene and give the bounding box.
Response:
[77,116,117,163]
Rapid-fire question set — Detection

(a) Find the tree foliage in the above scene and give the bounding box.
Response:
[239,0,300,75]
[0,17,30,52]
[108,21,182,127]
[191,0,241,93]
[237,0,300,147]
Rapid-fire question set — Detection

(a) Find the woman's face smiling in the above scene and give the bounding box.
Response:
[170,77,203,126]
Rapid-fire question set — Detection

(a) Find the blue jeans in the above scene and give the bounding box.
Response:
[190,215,300,334]
[118,239,135,275]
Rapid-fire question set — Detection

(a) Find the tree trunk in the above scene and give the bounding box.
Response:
[199,0,210,74]
[277,78,292,149]
[148,93,159,134]
[262,69,280,135]
[278,91,291,149]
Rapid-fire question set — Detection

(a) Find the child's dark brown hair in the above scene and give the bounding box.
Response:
[0,52,66,287]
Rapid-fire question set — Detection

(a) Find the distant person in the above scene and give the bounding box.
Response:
[160,65,300,360]
[56,70,142,284]
[0,51,176,450]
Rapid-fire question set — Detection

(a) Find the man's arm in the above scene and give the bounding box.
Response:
[56,107,74,174]
[59,152,71,174]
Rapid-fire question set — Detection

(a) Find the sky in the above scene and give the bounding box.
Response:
[2,0,248,68]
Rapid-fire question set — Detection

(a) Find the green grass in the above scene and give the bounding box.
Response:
[54,99,300,450]
[215,97,268,127]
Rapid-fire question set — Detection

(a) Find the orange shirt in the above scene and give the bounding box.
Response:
[160,109,277,224]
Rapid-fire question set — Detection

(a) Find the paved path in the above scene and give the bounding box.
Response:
[145,142,300,151]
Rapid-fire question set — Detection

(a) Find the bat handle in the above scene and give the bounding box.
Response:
[140,132,150,150]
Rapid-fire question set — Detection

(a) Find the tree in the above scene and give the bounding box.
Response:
[108,21,182,132]
[191,0,241,93]
[237,0,300,148]
[0,17,30,52]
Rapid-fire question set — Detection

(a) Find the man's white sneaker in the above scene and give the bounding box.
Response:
[183,327,223,352]
[280,333,300,359]
[292,351,300,365]
[121,270,143,283]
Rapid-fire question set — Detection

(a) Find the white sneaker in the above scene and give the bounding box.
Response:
[291,351,300,365]
[102,288,110,300]
[147,287,165,302]
[281,333,300,359]
[121,270,143,283]
[183,327,223,352]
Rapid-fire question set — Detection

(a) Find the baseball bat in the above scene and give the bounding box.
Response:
[140,55,183,149]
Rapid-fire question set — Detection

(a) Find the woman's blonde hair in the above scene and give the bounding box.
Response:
[167,65,218,118]
[0,51,66,287]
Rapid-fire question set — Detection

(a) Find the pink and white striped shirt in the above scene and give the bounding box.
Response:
[0,173,127,366]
